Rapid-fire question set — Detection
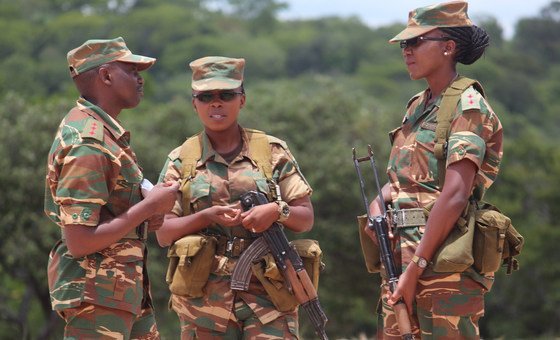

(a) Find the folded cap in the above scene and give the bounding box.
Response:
[389,1,472,43]
[67,37,156,77]
[189,56,245,91]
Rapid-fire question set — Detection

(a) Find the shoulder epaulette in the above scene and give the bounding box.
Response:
[460,85,484,111]
[80,117,104,142]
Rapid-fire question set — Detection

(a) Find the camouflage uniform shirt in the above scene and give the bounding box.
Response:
[45,98,148,314]
[387,82,503,284]
[159,126,312,333]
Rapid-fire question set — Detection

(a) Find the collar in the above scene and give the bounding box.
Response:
[77,97,129,141]
[198,126,258,167]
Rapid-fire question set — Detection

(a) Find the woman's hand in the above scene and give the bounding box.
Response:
[200,204,242,227]
[240,202,278,233]
[146,214,164,232]
[387,264,422,315]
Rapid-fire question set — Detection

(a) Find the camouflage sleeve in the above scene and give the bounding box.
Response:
[446,87,503,188]
[55,142,116,227]
[269,139,313,203]
[158,146,183,216]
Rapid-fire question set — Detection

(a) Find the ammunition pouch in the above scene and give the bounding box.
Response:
[472,202,524,274]
[251,239,324,312]
[432,200,524,274]
[357,215,381,273]
[166,234,217,298]
[432,202,476,272]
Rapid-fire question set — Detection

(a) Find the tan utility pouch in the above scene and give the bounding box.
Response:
[472,202,524,273]
[432,203,475,273]
[166,234,217,298]
[251,239,324,312]
[357,215,382,273]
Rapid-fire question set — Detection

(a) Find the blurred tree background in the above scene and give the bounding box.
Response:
[1,0,559,338]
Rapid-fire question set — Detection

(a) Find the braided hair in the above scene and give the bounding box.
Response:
[440,25,490,65]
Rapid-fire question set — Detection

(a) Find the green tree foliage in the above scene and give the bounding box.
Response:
[1,0,559,338]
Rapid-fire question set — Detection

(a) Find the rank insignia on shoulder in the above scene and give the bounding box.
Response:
[81,118,104,142]
[461,87,482,111]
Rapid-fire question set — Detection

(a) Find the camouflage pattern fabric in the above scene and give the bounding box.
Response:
[45,98,153,317]
[378,81,503,338]
[59,303,159,339]
[189,56,245,91]
[379,275,486,339]
[67,37,155,77]
[390,1,472,42]
[158,126,311,337]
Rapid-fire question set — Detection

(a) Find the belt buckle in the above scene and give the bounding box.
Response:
[226,237,239,257]
[393,209,405,228]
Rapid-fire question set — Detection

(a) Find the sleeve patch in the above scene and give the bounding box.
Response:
[461,87,482,111]
[80,118,104,142]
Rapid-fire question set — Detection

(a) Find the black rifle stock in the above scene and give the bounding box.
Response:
[231,191,328,340]
[353,145,414,340]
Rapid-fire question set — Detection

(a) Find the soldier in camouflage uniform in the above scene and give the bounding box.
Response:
[45,37,179,339]
[156,56,314,339]
[364,2,503,339]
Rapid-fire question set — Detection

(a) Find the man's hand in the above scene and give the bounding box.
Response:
[142,181,180,215]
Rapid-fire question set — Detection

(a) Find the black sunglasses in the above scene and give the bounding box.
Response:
[400,36,451,49]
[192,91,244,103]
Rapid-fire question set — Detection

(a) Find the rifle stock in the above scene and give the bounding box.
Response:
[231,191,329,340]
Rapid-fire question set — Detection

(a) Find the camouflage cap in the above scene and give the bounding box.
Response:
[189,56,245,91]
[389,1,472,43]
[67,37,156,78]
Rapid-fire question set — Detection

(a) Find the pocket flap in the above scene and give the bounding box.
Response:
[290,239,322,258]
[476,206,511,231]
[168,235,207,258]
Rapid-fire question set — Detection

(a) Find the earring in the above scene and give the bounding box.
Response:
[444,51,450,56]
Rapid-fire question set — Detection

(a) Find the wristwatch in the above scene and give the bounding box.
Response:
[275,200,290,223]
[411,255,429,269]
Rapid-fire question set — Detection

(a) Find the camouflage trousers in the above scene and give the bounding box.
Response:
[58,302,160,339]
[378,273,487,340]
[174,297,299,339]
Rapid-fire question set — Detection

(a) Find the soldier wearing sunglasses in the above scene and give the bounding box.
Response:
[363,2,503,339]
[156,56,314,339]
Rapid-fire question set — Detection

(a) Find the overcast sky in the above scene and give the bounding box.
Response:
[279,0,554,39]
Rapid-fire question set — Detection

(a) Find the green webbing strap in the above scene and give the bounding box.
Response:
[434,76,485,188]
[179,133,203,216]
[178,129,273,216]
[245,128,273,180]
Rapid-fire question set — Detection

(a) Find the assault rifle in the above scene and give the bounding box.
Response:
[353,145,414,340]
[231,191,329,340]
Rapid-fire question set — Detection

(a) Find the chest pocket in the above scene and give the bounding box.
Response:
[411,121,439,185]
[109,162,143,216]
[189,176,211,213]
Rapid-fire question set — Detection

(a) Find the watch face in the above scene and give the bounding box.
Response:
[418,258,428,268]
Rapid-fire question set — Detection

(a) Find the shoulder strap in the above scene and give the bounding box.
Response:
[178,133,203,216]
[245,128,273,180]
[177,129,274,215]
[434,76,485,188]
